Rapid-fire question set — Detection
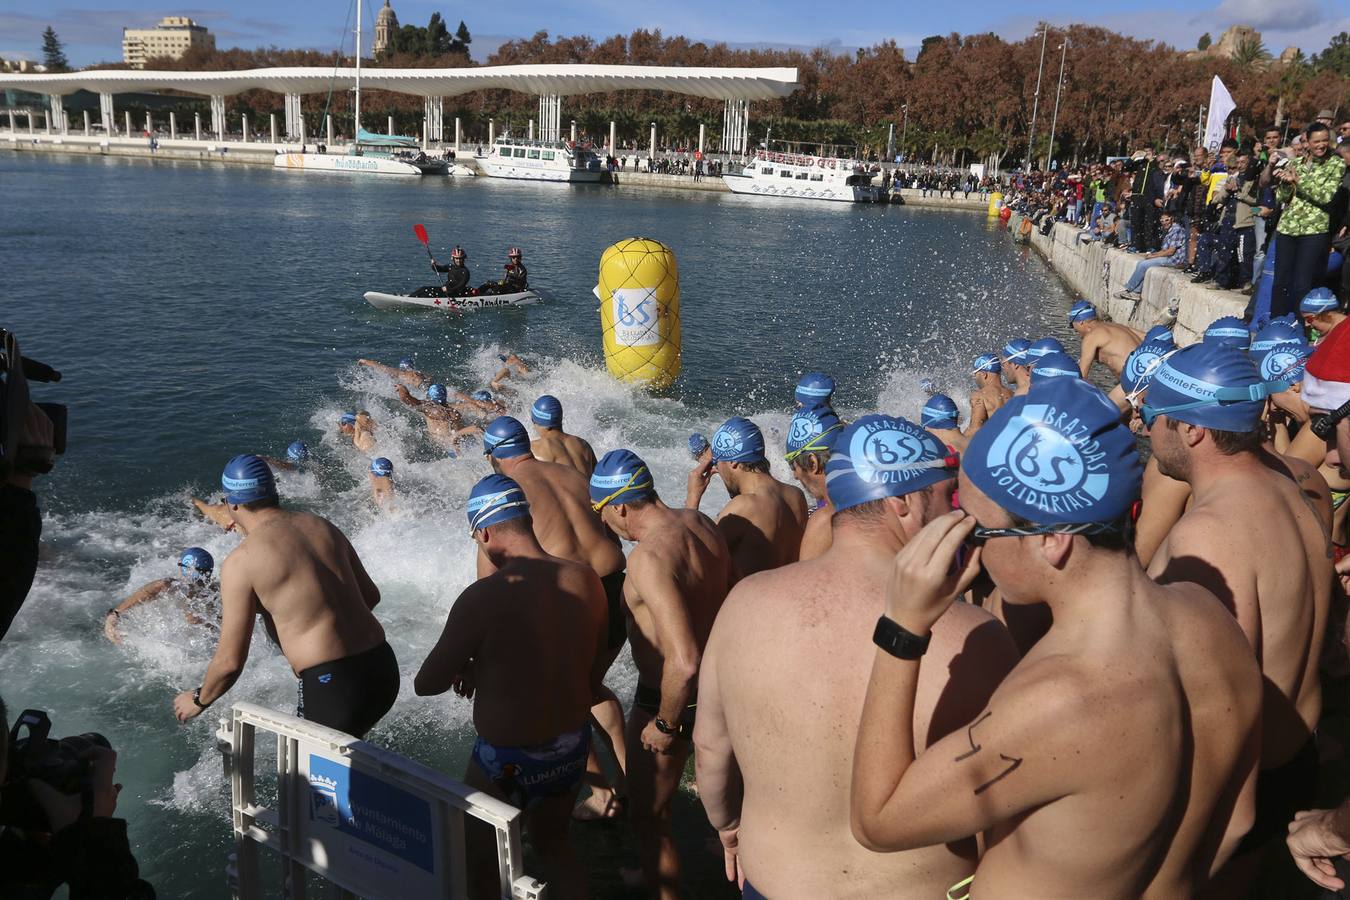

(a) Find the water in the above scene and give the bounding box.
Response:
[1,152,1076,897]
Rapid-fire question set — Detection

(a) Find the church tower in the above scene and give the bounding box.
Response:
[373,0,398,57]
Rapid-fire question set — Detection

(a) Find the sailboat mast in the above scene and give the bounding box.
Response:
[354,0,362,133]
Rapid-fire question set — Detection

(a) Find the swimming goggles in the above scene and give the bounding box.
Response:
[1311,397,1350,440]
[1139,380,1282,428]
[965,519,1129,546]
[1123,348,1181,409]
[590,466,653,512]
[784,422,845,463]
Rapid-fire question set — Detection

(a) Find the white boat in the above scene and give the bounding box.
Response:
[474,137,604,182]
[723,145,885,203]
[363,289,545,311]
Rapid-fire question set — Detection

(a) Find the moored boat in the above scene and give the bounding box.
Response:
[723,143,884,203]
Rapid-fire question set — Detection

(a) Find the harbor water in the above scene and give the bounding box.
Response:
[1,152,1076,896]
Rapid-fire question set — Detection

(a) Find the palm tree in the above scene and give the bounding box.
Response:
[1232,35,1271,70]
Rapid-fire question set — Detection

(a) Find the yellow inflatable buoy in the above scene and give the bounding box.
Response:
[987,191,1003,217]
[596,238,681,390]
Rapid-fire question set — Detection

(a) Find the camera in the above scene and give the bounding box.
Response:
[0,329,67,480]
[0,709,111,831]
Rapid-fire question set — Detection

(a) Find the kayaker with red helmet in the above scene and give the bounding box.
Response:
[430,245,470,296]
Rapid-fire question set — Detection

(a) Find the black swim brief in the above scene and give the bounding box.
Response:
[600,569,627,651]
[742,880,768,899]
[297,640,400,739]
[633,683,696,738]
[1236,733,1319,854]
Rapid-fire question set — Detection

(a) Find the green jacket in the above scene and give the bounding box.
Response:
[1276,153,1347,237]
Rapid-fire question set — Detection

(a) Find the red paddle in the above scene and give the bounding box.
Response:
[413,223,458,313]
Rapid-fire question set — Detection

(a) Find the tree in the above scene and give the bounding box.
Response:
[454,21,472,53]
[427,13,451,55]
[41,26,68,72]
[1197,33,1211,52]
[1232,35,1270,70]
[1312,32,1350,77]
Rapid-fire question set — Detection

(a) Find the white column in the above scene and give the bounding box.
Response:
[82,110,90,136]
[649,122,656,158]
[570,120,577,143]
[608,121,616,155]
[269,113,276,144]
[421,118,428,150]
[144,112,152,135]
[7,109,14,134]
[44,111,51,135]
[99,93,114,135]
[210,95,226,140]
[326,114,334,146]
[194,112,202,141]
[488,118,495,146]
[299,116,306,145]
[284,93,302,139]
[528,119,535,141]
[27,113,34,135]
[170,111,176,139]
[241,113,249,142]
[698,123,705,154]
[49,94,64,134]
[124,110,131,137]
[454,116,461,151]
[387,114,394,135]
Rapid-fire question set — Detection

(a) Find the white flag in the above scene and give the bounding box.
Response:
[1204,75,1236,151]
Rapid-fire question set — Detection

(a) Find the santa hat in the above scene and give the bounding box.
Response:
[1303,321,1350,410]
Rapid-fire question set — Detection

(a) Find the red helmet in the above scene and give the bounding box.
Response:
[507,247,522,258]
[450,246,466,260]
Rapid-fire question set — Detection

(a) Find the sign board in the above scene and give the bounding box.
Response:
[611,288,661,347]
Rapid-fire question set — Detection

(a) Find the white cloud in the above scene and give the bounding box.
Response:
[1213,0,1324,31]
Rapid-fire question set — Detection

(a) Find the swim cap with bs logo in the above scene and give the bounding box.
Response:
[785,405,843,462]
[825,415,957,512]
[711,416,766,464]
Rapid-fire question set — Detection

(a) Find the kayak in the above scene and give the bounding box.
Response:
[362,289,545,311]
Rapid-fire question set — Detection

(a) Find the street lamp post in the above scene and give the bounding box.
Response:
[1026,26,1049,171]
[900,103,909,163]
[1044,39,1068,172]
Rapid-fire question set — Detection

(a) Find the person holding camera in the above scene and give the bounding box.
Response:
[0,698,154,899]
[1272,122,1346,318]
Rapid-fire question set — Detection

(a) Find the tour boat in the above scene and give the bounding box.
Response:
[474,138,604,182]
[274,129,451,176]
[723,145,884,203]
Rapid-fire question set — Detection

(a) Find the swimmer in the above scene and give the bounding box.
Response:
[528,395,597,477]
[357,356,431,389]
[1300,287,1345,341]
[919,393,968,454]
[1028,350,1082,385]
[696,416,1017,900]
[453,388,507,419]
[1203,315,1253,351]
[967,353,1012,430]
[488,352,531,394]
[352,411,377,452]
[394,383,482,447]
[998,338,1033,396]
[104,547,219,644]
[190,496,237,532]
[783,404,844,560]
[369,457,394,510]
[794,371,835,410]
[851,377,1262,897]
[172,455,398,739]
[589,449,733,900]
[687,416,808,579]
[479,417,630,824]
[415,475,606,900]
[1144,344,1332,882]
[191,443,312,529]
[1070,299,1144,378]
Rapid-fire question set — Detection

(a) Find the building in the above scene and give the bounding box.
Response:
[122,17,215,69]
[373,1,399,58]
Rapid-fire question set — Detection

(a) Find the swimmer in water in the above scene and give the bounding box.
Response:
[104,547,219,644]
[369,457,394,510]
[415,474,607,900]
[172,455,399,739]
[696,415,1016,900]
[687,416,808,579]
[1070,299,1144,379]
[488,352,531,394]
[919,393,968,454]
[1144,343,1331,886]
[452,388,507,420]
[793,372,836,410]
[589,449,733,900]
[394,383,482,448]
[352,411,377,452]
[191,442,310,530]
[528,395,597,477]
[967,353,1012,431]
[357,356,430,389]
[998,338,1033,396]
[851,376,1262,898]
[784,404,844,561]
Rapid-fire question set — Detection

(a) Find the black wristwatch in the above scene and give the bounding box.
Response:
[873,616,931,660]
[653,716,680,736]
[192,686,211,710]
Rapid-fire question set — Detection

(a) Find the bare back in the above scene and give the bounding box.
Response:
[226,509,384,673]
[626,507,731,687]
[1081,322,1144,377]
[489,457,624,578]
[717,474,808,578]
[531,431,597,477]
[929,426,970,455]
[708,551,1018,898]
[797,503,833,562]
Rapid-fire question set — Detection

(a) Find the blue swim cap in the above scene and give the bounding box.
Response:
[921,394,960,431]
[1001,338,1032,363]
[472,389,493,403]
[286,441,309,463]
[179,547,214,582]
[1120,341,1177,398]
[222,454,278,505]
[1143,343,1279,432]
[1030,352,1081,383]
[1258,342,1313,386]
[825,415,957,512]
[1300,288,1340,315]
[785,405,844,461]
[711,416,767,464]
[1027,337,1067,360]
[483,416,532,459]
[427,383,449,404]
[972,353,1002,375]
[963,378,1142,527]
[340,412,357,425]
[370,457,393,477]
[1143,325,1176,348]
[1068,300,1097,323]
[531,395,562,428]
[467,473,530,532]
[795,372,835,407]
[590,449,657,510]
[1250,318,1308,354]
[398,356,415,371]
[689,433,709,457]
[1203,316,1251,350]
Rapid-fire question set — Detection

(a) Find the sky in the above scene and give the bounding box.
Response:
[1,0,1346,67]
